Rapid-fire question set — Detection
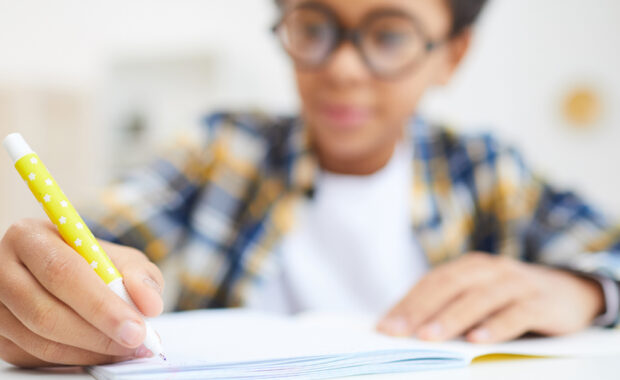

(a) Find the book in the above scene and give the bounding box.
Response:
[89,309,620,380]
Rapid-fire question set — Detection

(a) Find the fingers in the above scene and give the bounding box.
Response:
[416,277,530,341]
[102,242,164,317]
[467,304,534,344]
[0,304,134,366]
[0,336,52,368]
[11,221,147,349]
[0,257,135,357]
[378,253,502,336]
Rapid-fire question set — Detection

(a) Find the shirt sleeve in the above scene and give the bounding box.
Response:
[82,119,218,264]
[590,275,620,327]
[488,138,620,327]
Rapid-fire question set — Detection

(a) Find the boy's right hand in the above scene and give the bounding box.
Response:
[0,219,165,368]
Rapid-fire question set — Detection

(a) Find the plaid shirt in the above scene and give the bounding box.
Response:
[85,112,620,325]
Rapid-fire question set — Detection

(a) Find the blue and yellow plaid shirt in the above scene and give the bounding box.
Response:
[85,112,620,324]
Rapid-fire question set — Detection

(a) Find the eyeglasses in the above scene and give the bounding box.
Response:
[272,2,446,79]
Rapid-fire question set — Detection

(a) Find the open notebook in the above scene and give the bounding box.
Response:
[89,309,620,380]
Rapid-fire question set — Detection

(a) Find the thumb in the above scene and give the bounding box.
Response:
[101,241,165,318]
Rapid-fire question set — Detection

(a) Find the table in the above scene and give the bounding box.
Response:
[3,356,620,380]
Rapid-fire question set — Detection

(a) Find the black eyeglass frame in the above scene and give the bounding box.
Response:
[271,1,447,79]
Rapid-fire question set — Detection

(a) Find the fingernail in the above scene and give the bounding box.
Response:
[418,322,443,340]
[118,320,144,346]
[378,316,410,336]
[470,328,491,343]
[134,345,154,358]
[143,277,162,295]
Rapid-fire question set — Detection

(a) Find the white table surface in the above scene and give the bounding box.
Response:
[3,356,620,380]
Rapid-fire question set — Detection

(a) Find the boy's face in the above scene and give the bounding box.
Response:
[283,0,469,170]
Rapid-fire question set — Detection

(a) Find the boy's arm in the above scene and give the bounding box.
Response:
[487,138,620,326]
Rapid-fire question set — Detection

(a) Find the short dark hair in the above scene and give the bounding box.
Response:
[274,0,489,37]
[448,0,488,37]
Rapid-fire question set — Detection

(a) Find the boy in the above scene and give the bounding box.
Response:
[1,0,619,367]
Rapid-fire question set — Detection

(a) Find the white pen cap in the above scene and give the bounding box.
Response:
[3,133,34,164]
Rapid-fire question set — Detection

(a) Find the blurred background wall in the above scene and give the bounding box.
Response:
[1,0,619,236]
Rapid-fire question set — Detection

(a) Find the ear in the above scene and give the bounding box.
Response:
[434,28,473,86]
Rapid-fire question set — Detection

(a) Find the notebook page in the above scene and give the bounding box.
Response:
[91,309,620,380]
[90,309,466,379]
[131,308,456,360]
[457,328,620,358]
[295,311,620,359]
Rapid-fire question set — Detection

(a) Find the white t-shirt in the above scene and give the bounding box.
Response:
[247,143,429,315]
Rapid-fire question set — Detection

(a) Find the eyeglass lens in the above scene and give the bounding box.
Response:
[275,6,430,77]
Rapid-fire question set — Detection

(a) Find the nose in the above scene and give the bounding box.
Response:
[322,41,372,86]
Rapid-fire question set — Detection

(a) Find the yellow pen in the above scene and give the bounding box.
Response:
[2,133,166,361]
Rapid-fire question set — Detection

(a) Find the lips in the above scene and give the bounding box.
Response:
[318,104,372,131]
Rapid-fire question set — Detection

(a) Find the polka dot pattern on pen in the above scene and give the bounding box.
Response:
[13,153,121,284]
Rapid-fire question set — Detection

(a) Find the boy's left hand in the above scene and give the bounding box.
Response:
[377,253,605,343]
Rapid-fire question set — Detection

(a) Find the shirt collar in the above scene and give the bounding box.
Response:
[285,115,428,197]
[286,117,319,197]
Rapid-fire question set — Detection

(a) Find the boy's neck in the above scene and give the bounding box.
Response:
[317,140,398,176]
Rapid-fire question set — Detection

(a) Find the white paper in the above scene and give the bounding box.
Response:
[89,309,620,380]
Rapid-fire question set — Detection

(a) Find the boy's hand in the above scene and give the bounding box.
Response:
[0,219,164,367]
[377,253,605,343]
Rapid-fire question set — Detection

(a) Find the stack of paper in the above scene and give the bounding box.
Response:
[89,309,620,380]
